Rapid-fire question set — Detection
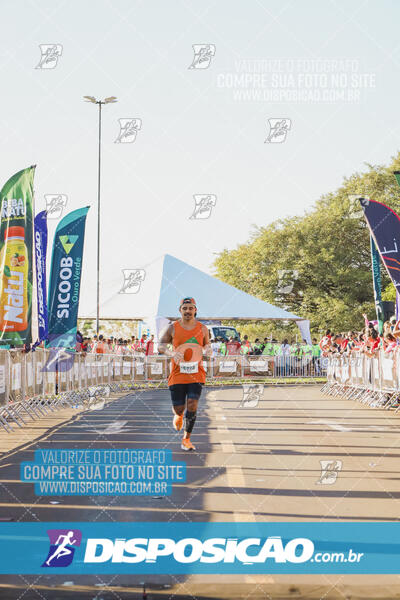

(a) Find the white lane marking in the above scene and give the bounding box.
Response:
[308,420,353,432]
[95,420,128,434]
[308,420,392,432]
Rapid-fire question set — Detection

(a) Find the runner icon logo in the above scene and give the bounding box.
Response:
[188,44,216,69]
[360,197,370,208]
[42,529,82,567]
[265,118,291,143]
[316,460,342,485]
[45,194,68,219]
[42,347,75,373]
[348,195,366,220]
[36,44,63,69]
[189,195,217,220]
[119,269,146,294]
[276,269,298,295]
[114,118,142,143]
[239,384,264,408]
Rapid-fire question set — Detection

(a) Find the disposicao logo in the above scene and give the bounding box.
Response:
[42,529,82,567]
[82,535,314,564]
[38,531,366,570]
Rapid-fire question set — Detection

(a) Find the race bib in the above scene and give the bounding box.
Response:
[180,361,198,374]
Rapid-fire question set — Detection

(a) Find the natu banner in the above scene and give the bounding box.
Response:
[0,166,35,347]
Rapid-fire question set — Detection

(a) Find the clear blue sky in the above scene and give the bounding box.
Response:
[1,0,399,316]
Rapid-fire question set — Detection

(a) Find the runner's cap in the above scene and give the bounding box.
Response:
[180,297,196,307]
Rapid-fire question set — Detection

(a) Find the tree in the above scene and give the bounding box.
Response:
[213,152,400,334]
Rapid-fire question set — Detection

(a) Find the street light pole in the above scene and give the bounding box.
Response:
[96,101,102,336]
[83,95,117,335]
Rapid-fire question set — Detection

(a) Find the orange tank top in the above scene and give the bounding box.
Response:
[168,321,206,385]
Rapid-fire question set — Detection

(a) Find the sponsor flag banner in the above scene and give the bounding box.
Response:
[0,522,399,574]
[360,198,400,295]
[392,173,400,321]
[0,166,35,346]
[370,235,384,334]
[34,210,48,344]
[47,207,89,348]
[396,290,400,321]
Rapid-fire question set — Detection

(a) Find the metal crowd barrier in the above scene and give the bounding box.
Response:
[0,349,326,433]
[321,351,400,411]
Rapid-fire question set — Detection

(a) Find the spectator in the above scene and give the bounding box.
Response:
[145,334,155,356]
[241,335,252,355]
[211,338,220,356]
[226,336,241,355]
[383,332,397,353]
[262,338,274,356]
[392,318,400,339]
[278,338,291,376]
[220,338,227,356]
[252,339,263,355]
[76,330,83,352]
[311,338,321,374]
[128,336,136,353]
[95,334,106,354]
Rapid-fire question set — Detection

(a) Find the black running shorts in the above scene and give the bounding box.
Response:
[169,383,203,406]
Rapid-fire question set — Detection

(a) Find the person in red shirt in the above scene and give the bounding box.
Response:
[319,330,332,356]
[363,328,380,357]
[145,335,155,356]
[95,334,106,354]
[226,337,241,355]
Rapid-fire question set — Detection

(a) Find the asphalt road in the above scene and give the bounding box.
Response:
[0,384,400,599]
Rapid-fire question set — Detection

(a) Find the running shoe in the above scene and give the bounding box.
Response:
[181,438,196,451]
[173,414,183,431]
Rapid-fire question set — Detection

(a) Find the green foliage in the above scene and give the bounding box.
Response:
[78,319,95,336]
[214,152,400,334]
[382,282,396,302]
[77,319,140,338]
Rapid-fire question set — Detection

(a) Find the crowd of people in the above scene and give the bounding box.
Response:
[77,331,324,361]
[73,312,400,361]
[75,333,156,356]
[319,314,400,357]
[209,335,322,359]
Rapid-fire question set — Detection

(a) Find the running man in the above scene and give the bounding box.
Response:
[158,297,212,451]
[45,531,77,566]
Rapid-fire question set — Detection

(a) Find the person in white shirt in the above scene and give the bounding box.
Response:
[279,338,291,376]
[211,338,220,356]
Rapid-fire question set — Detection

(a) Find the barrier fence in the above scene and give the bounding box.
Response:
[0,349,326,433]
[322,350,400,411]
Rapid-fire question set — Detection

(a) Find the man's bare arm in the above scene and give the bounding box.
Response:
[201,324,212,357]
[158,324,184,363]
[158,324,173,354]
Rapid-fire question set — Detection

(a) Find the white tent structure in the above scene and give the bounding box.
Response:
[81,254,311,343]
